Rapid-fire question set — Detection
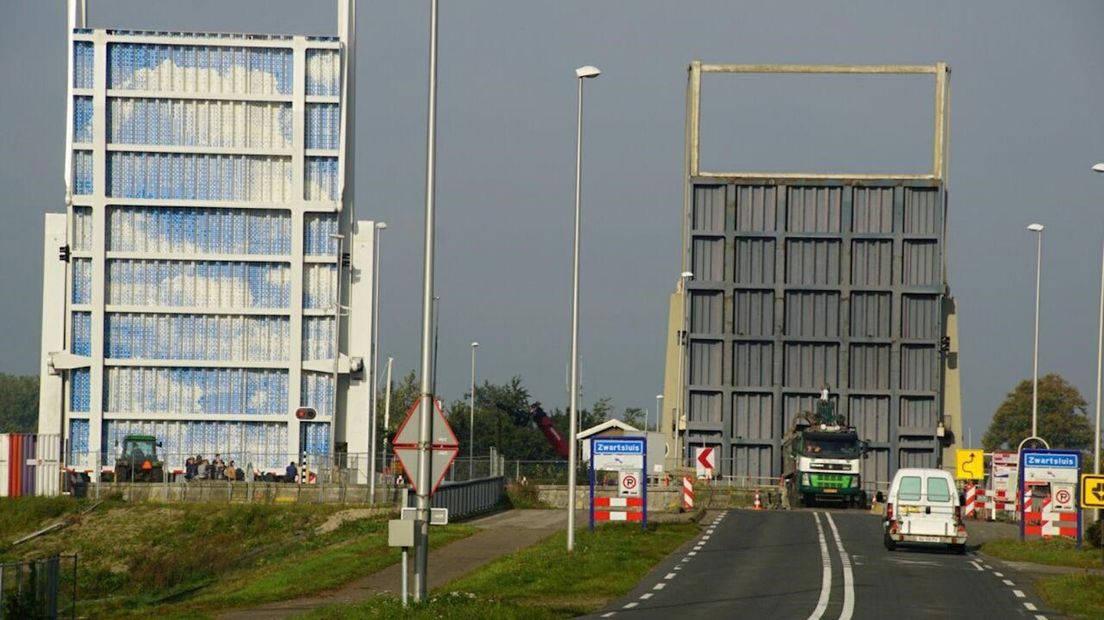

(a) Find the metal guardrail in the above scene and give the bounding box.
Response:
[405,476,505,521]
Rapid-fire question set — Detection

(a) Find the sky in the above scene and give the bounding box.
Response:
[1,1,1103,443]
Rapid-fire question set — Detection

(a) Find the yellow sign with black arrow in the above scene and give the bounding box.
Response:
[1080,474,1104,508]
[955,449,984,480]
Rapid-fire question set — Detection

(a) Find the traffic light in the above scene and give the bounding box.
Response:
[58,244,70,262]
[295,407,317,420]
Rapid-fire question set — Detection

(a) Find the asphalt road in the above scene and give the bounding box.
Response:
[588,509,1060,619]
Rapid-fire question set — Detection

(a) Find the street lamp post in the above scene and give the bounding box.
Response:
[369,221,387,503]
[1027,223,1044,440]
[567,64,600,554]
[655,394,663,434]
[470,342,478,479]
[1092,164,1104,508]
[676,271,693,466]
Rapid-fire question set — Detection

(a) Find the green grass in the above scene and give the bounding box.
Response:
[0,499,476,619]
[981,537,1103,569]
[305,521,702,619]
[1036,573,1104,620]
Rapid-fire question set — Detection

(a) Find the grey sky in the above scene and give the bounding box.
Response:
[1,1,1103,442]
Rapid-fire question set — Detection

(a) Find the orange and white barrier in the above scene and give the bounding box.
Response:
[682,476,694,510]
[594,496,645,522]
[753,490,763,510]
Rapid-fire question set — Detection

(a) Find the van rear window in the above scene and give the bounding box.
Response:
[898,476,922,501]
[927,476,952,502]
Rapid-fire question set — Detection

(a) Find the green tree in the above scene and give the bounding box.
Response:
[0,374,38,433]
[376,370,420,436]
[982,374,1093,451]
[621,407,646,430]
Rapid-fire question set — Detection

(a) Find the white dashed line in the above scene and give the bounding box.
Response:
[601,613,616,618]
[1036,615,1048,620]
[654,582,667,590]
[1002,579,1014,586]
[969,561,984,571]
[688,551,698,556]
[703,535,711,540]
[983,565,993,570]
[993,572,1004,577]
[674,565,682,570]
[623,602,638,609]
[1012,590,1025,599]
[1024,603,1037,611]
[665,573,676,579]
[640,592,653,600]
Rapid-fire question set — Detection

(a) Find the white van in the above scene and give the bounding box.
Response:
[883,468,967,553]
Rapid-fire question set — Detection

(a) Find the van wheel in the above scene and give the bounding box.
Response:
[883,533,896,551]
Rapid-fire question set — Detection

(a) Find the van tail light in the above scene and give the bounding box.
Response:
[885,503,894,521]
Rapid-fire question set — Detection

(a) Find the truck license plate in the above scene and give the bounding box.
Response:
[823,488,837,493]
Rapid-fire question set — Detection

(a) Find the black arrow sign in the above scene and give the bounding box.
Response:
[1093,482,1104,502]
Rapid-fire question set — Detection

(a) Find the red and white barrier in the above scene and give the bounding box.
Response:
[594,496,645,522]
[683,476,694,510]
[1024,496,1078,539]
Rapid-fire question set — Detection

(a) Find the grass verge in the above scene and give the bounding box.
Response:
[981,537,1102,569]
[305,521,701,619]
[1035,573,1104,620]
[1,499,475,620]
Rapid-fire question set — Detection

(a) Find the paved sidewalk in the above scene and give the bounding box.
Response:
[217,510,570,620]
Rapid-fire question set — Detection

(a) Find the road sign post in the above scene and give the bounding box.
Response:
[1019,449,1081,547]
[589,437,647,532]
[1081,474,1104,565]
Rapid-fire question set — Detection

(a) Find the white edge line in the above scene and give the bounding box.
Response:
[806,512,832,620]
[601,613,616,618]
[623,602,638,609]
[825,513,855,620]
[640,593,653,599]
[665,573,676,579]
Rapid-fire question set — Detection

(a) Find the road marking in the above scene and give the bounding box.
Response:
[1036,615,1048,620]
[993,572,1004,577]
[674,565,682,570]
[601,613,616,618]
[825,513,854,620]
[665,573,676,579]
[624,602,638,609]
[703,535,711,540]
[969,561,984,571]
[688,551,698,556]
[654,582,667,590]
[1024,603,1037,611]
[1013,590,1025,598]
[983,564,992,569]
[1003,579,1014,586]
[641,593,653,599]
[806,512,832,620]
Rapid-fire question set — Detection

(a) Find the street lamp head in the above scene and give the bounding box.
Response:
[375,222,388,229]
[656,394,663,399]
[680,271,694,279]
[575,65,601,79]
[471,342,479,348]
[1027,223,1045,232]
[1093,163,1104,173]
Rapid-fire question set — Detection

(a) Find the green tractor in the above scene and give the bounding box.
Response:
[114,435,164,483]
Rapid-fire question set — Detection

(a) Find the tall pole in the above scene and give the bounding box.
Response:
[1029,224,1044,440]
[369,222,386,502]
[413,0,440,602]
[470,342,478,479]
[432,296,440,394]
[382,356,393,476]
[676,271,692,466]
[1092,164,1104,526]
[655,395,663,433]
[568,65,600,553]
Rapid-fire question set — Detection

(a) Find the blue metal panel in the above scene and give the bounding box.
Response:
[107,207,291,255]
[305,49,340,96]
[304,157,338,201]
[73,42,94,89]
[300,371,334,418]
[73,151,94,195]
[107,152,292,201]
[108,43,292,95]
[303,213,338,255]
[68,419,90,462]
[72,259,92,304]
[73,97,94,143]
[104,314,289,361]
[305,104,340,149]
[71,312,92,355]
[302,317,335,360]
[104,367,288,415]
[70,369,91,412]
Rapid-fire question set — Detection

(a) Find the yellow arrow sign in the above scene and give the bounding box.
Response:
[1080,474,1104,508]
[955,449,984,480]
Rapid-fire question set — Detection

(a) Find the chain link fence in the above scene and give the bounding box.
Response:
[0,556,77,620]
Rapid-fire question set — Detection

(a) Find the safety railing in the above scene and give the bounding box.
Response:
[0,555,77,620]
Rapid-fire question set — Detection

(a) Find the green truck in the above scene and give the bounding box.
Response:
[782,394,868,508]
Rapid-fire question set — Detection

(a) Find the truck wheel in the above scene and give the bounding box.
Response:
[150,467,164,482]
[884,532,897,551]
